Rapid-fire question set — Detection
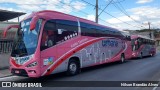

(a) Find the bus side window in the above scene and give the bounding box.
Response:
[41,21,56,51]
[56,23,78,43]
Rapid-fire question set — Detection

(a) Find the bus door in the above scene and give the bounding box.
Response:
[40,21,58,74]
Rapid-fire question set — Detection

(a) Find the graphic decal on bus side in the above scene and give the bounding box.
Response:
[42,37,105,76]
[79,38,124,67]
[102,40,118,47]
[42,37,126,76]
[43,57,54,66]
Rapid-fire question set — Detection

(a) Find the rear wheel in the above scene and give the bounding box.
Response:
[67,59,80,76]
[140,52,143,59]
[120,54,125,63]
[150,52,155,57]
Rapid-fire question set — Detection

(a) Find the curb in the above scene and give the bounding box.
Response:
[0,66,9,70]
[0,74,13,79]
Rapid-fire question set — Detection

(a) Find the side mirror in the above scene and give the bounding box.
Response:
[30,16,39,31]
[3,25,19,38]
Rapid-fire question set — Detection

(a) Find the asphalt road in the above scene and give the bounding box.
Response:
[0,53,160,90]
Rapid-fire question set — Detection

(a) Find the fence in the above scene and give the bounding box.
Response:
[0,40,13,54]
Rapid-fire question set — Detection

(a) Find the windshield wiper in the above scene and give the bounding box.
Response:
[19,53,27,57]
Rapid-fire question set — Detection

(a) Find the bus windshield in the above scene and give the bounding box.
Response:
[11,18,42,57]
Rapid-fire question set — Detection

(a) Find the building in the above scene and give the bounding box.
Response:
[126,29,155,39]
[154,30,160,46]
[125,29,160,46]
[0,9,25,53]
[0,22,18,40]
[0,9,25,40]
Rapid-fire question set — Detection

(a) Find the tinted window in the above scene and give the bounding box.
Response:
[56,21,78,43]
[41,21,56,51]
[41,20,78,51]
[80,22,122,38]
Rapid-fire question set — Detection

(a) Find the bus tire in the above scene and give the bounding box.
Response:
[67,59,80,76]
[120,54,125,63]
[140,52,143,59]
[150,53,153,57]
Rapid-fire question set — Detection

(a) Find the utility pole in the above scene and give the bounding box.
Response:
[95,0,98,23]
[148,22,152,38]
[18,16,19,22]
[148,22,151,30]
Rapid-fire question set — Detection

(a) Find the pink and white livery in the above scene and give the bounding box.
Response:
[131,35,156,58]
[4,10,132,78]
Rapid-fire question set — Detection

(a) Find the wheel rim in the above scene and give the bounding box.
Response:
[121,56,124,62]
[69,63,77,73]
[140,53,143,58]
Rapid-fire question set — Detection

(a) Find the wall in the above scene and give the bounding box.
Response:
[0,22,18,69]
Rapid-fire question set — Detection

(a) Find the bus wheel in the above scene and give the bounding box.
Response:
[67,59,80,76]
[140,53,143,59]
[120,54,125,63]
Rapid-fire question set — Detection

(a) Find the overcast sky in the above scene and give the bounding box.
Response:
[0,0,159,30]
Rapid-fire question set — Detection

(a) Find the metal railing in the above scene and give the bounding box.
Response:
[0,40,13,54]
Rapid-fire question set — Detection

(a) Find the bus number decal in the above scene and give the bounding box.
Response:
[102,40,118,47]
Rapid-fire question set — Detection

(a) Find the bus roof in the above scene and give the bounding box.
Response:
[131,35,154,40]
[121,31,130,36]
[24,10,120,33]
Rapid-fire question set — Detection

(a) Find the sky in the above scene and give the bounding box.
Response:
[0,0,160,30]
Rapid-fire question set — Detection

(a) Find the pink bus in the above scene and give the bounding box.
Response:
[120,32,133,60]
[131,35,156,58]
[4,10,131,78]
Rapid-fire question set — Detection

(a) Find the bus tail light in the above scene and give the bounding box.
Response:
[26,62,37,68]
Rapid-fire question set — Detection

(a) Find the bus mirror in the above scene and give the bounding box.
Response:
[3,25,19,38]
[58,29,63,34]
[30,16,39,31]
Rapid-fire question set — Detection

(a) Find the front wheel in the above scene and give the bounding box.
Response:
[67,59,80,76]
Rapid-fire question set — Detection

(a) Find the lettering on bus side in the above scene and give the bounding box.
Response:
[71,38,88,48]
[102,40,118,47]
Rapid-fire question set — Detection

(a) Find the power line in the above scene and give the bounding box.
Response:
[112,0,145,28]
[80,0,125,6]
[81,0,143,29]
[59,0,119,28]
[98,0,114,17]
[100,0,125,5]
[1,0,143,29]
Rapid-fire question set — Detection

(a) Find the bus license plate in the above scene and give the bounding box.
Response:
[15,70,20,74]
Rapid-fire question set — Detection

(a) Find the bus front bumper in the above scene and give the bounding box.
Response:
[10,67,41,78]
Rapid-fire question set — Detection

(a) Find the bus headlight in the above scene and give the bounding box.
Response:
[26,62,37,68]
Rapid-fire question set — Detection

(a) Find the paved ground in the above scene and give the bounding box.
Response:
[0,52,160,90]
[0,69,11,77]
